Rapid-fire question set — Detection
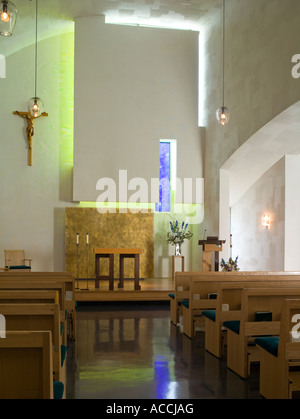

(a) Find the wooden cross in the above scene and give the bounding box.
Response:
[13,110,48,166]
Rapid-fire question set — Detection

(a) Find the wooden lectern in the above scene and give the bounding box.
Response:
[198,236,226,271]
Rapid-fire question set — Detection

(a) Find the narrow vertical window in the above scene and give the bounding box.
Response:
[156,139,176,213]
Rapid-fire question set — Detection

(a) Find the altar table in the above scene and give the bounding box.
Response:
[93,248,142,291]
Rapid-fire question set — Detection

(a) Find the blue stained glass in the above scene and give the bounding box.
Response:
[156,142,171,212]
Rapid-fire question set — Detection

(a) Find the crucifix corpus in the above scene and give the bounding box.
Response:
[13,110,48,166]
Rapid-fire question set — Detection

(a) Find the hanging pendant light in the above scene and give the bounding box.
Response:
[28,0,44,118]
[0,0,17,37]
[216,0,230,126]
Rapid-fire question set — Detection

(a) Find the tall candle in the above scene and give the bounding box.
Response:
[76,233,79,245]
[86,233,89,244]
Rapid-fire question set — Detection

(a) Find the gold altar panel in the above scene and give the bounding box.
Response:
[65,208,154,279]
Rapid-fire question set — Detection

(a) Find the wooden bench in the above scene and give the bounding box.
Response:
[0,290,59,304]
[0,273,76,340]
[255,299,300,399]
[0,290,67,346]
[169,273,191,324]
[0,331,55,399]
[202,278,300,358]
[170,271,250,326]
[177,271,300,339]
[0,303,67,385]
[0,271,75,310]
[223,288,300,379]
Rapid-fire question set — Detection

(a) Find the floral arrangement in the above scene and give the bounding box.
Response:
[166,220,193,246]
[220,256,240,271]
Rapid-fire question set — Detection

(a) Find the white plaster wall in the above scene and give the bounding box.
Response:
[231,158,285,271]
[0,33,74,270]
[73,16,202,203]
[200,0,300,239]
[284,155,300,271]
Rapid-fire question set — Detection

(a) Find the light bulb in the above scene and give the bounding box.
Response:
[1,2,9,22]
[1,10,9,22]
[28,97,44,118]
[0,1,17,37]
[216,106,230,126]
[263,214,270,228]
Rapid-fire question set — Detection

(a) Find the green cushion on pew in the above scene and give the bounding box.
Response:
[5,265,31,269]
[75,301,78,309]
[61,345,67,367]
[255,337,279,357]
[65,310,67,320]
[181,299,189,308]
[60,323,63,336]
[168,294,184,306]
[223,320,240,334]
[202,310,216,322]
[53,381,64,399]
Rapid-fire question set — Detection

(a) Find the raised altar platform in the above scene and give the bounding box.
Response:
[75,277,173,302]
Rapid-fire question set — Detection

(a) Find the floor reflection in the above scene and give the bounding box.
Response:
[66,302,261,399]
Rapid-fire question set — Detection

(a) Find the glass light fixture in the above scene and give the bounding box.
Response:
[216,0,230,126]
[28,97,44,118]
[0,0,17,37]
[28,0,45,118]
[216,106,230,126]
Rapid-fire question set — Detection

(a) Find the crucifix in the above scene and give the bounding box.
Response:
[13,110,48,166]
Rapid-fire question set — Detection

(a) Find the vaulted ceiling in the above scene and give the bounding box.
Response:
[0,0,221,55]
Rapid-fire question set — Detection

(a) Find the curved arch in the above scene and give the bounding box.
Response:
[219,101,300,261]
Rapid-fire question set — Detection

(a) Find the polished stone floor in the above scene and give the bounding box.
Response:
[66,302,261,399]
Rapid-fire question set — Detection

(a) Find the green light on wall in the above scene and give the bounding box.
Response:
[58,31,74,169]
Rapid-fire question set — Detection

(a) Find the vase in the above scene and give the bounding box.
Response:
[175,243,182,256]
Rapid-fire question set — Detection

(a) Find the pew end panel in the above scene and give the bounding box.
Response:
[170,274,192,325]
[255,299,300,398]
[0,303,65,384]
[224,289,300,379]
[0,331,54,399]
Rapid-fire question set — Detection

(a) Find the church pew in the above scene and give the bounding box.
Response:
[202,279,300,358]
[0,272,75,338]
[0,290,67,346]
[0,275,76,340]
[255,299,300,399]
[224,288,300,379]
[0,280,69,340]
[0,331,55,399]
[169,273,191,324]
[0,289,59,304]
[0,272,75,310]
[0,303,67,386]
[179,272,300,338]
[171,271,253,326]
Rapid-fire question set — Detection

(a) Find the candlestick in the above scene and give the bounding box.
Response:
[76,233,79,245]
[81,234,90,291]
[75,240,80,290]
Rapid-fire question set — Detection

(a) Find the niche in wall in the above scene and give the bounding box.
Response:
[65,208,154,279]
